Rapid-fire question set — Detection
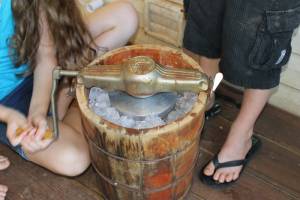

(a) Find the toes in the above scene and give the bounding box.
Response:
[0,157,10,171]
[213,170,221,181]
[213,169,239,183]
[203,161,215,176]
[225,174,233,182]
[232,172,239,181]
[0,156,7,161]
[0,185,8,193]
[0,185,7,200]
[0,156,8,164]
[0,192,6,198]
[218,174,226,183]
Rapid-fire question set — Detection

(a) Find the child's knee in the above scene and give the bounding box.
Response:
[54,146,90,177]
[115,1,139,35]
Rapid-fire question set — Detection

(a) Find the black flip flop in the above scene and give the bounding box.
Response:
[199,136,261,188]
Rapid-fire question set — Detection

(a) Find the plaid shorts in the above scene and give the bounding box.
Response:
[183,0,300,89]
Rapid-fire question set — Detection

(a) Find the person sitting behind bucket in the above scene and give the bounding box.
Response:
[183,0,300,187]
[0,0,138,197]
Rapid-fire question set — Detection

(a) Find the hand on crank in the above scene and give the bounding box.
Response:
[22,113,53,154]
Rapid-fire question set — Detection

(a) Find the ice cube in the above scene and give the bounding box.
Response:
[119,115,136,128]
[144,115,165,127]
[135,120,150,129]
[104,107,120,121]
[93,106,107,116]
[89,87,105,100]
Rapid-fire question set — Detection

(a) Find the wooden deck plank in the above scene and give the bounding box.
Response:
[199,116,300,198]
[186,192,206,200]
[0,144,101,200]
[75,167,105,199]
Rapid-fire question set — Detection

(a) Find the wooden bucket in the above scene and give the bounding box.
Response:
[76,44,208,200]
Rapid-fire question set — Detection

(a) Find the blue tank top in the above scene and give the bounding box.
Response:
[0,0,29,100]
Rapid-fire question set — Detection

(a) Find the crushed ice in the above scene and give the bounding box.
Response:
[89,87,197,129]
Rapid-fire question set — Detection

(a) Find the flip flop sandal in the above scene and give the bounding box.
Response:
[199,136,262,188]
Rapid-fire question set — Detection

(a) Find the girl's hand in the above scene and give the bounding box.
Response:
[5,109,33,146]
[23,113,53,154]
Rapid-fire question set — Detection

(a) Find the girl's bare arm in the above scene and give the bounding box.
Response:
[28,12,57,119]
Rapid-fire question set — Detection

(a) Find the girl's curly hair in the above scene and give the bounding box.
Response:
[11,0,96,71]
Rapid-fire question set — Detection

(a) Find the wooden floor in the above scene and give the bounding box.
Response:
[1,87,300,200]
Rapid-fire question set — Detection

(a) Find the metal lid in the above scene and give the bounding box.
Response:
[109,91,177,120]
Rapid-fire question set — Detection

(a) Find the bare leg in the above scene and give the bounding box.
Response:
[55,80,74,121]
[204,89,272,183]
[184,50,273,182]
[84,1,138,53]
[24,103,90,177]
[0,156,9,200]
[184,49,220,77]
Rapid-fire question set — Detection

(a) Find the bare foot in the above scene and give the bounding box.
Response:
[203,127,252,183]
[0,156,9,200]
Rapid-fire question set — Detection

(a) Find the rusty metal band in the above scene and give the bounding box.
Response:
[91,151,197,195]
[96,168,192,200]
[86,130,198,164]
[171,143,177,200]
[138,134,145,199]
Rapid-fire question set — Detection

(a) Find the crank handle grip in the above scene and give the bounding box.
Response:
[212,73,223,93]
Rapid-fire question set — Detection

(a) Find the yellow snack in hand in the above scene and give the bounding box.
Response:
[16,128,53,140]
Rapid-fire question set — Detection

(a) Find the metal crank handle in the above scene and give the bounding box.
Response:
[51,68,79,140]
